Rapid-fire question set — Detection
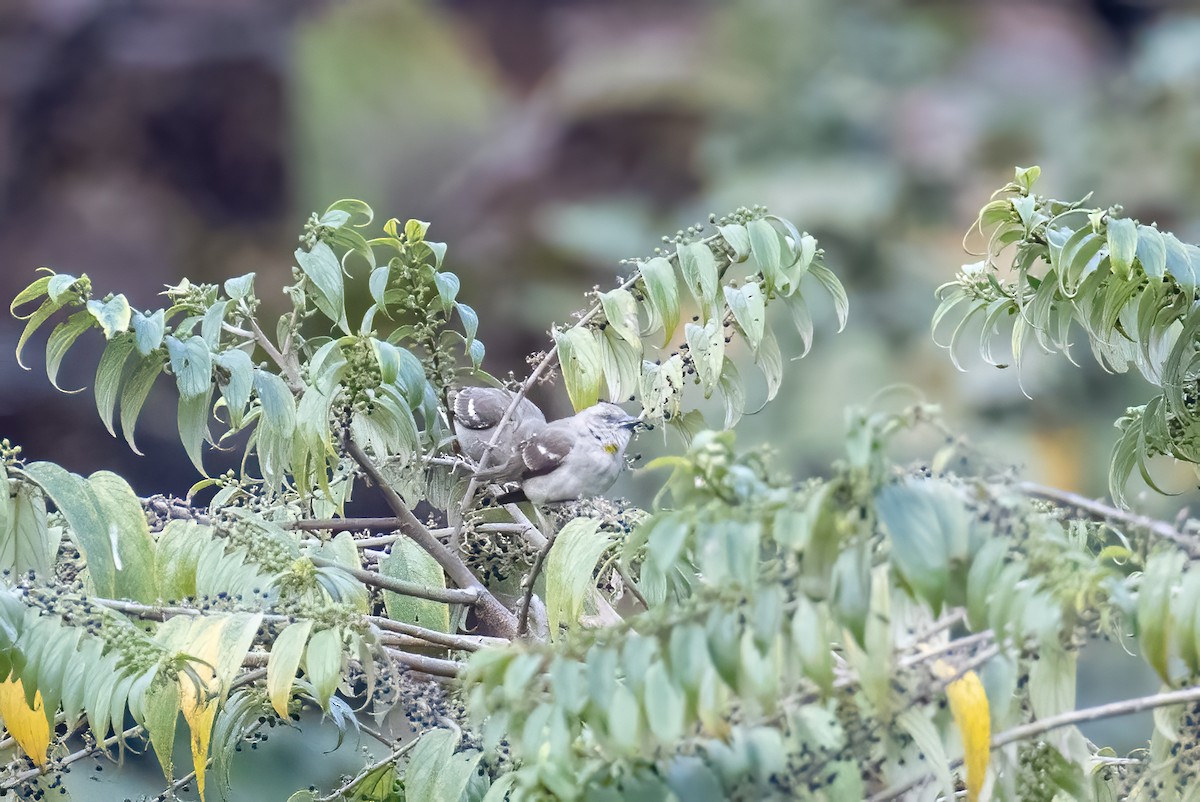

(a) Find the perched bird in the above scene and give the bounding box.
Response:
[489,402,643,505]
[452,386,547,482]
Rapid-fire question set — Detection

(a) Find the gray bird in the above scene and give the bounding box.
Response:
[452,387,548,482]
[489,402,642,505]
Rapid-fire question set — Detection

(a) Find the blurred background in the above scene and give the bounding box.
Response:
[1,0,1197,791]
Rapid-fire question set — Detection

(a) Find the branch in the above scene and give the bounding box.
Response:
[866,673,1200,802]
[384,647,462,678]
[249,317,303,392]
[366,616,506,652]
[308,555,480,605]
[344,437,518,638]
[1018,480,1200,558]
[518,531,557,638]
[289,516,406,532]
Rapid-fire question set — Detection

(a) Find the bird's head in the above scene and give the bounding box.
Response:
[582,402,644,445]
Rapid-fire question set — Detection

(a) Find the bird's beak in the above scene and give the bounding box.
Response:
[621,415,645,430]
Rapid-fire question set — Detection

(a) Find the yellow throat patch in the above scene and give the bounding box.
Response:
[603,442,619,455]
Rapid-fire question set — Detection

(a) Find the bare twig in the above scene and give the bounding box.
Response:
[316,735,421,802]
[344,438,518,638]
[289,516,406,532]
[518,531,558,638]
[384,647,462,678]
[366,616,506,652]
[308,555,480,605]
[1018,481,1200,558]
[249,317,303,392]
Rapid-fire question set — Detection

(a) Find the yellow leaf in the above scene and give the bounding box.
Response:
[178,616,228,802]
[938,662,991,802]
[0,677,50,767]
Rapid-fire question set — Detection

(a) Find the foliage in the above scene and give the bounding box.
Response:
[9,169,1200,801]
[0,198,838,799]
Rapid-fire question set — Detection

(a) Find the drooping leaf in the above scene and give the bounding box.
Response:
[748,219,787,294]
[677,241,720,320]
[178,385,214,474]
[554,327,604,411]
[144,678,180,785]
[120,353,165,455]
[0,677,49,767]
[685,319,724,398]
[95,335,135,436]
[132,309,166,356]
[45,309,95,392]
[303,627,343,711]
[638,257,681,346]
[1107,218,1137,280]
[545,518,612,636]
[268,620,314,720]
[943,666,991,802]
[87,470,159,603]
[724,282,765,351]
[807,262,848,332]
[295,242,348,333]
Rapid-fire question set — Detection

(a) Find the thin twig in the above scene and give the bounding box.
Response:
[289,516,406,532]
[384,648,462,678]
[316,736,422,802]
[366,616,506,652]
[518,531,557,638]
[249,317,303,392]
[308,555,480,605]
[1018,481,1200,558]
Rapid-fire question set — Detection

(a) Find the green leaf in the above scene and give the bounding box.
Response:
[685,319,724,398]
[754,326,783,403]
[404,218,430,242]
[716,358,745,430]
[1137,225,1167,280]
[15,298,62,370]
[545,518,612,636]
[223,273,256,300]
[177,385,214,474]
[144,679,179,785]
[21,462,121,597]
[86,294,132,339]
[1029,638,1076,719]
[87,471,159,603]
[214,349,254,429]
[784,293,814,357]
[132,309,165,356]
[382,538,450,633]
[268,620,313,720]
[643,662,685,743]
[405,729,486,802]
[607,683,642,755]
[600,329,641,404]
[120,353,165,455]
[166,335,212,399]
[47,273,81,305]
[723,282,765,351]
[791,597,833,695]
[718,224,751,262]
[456,302,479,349]
[295,242,348,333]
[9,275,52,317]
[554,327,604,411]
[94,335,135,436]
[748,219,786,294]
[677,242,720,320]
[1107,218,1137,280]
[154,521,210,600]
[303,627,343,711]
[1138,551,1186,683]
[254,370,297,489]
[45,310,95,392]
[638,257,681,346]
[2,480,54,578]
[600,288,640,347]
[640,354,685,423]
[896,709,955,802]
[1163,231,1200,292]
[876,479,970,614]
[200,300,228,348]
[807,262,848,332]
[433,272,460,311]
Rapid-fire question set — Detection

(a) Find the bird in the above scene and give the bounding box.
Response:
[452,386,547,482]
[486,401,643,505]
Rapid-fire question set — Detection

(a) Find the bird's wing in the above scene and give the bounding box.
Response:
[452,387,513,430]
[519,423,578,478]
